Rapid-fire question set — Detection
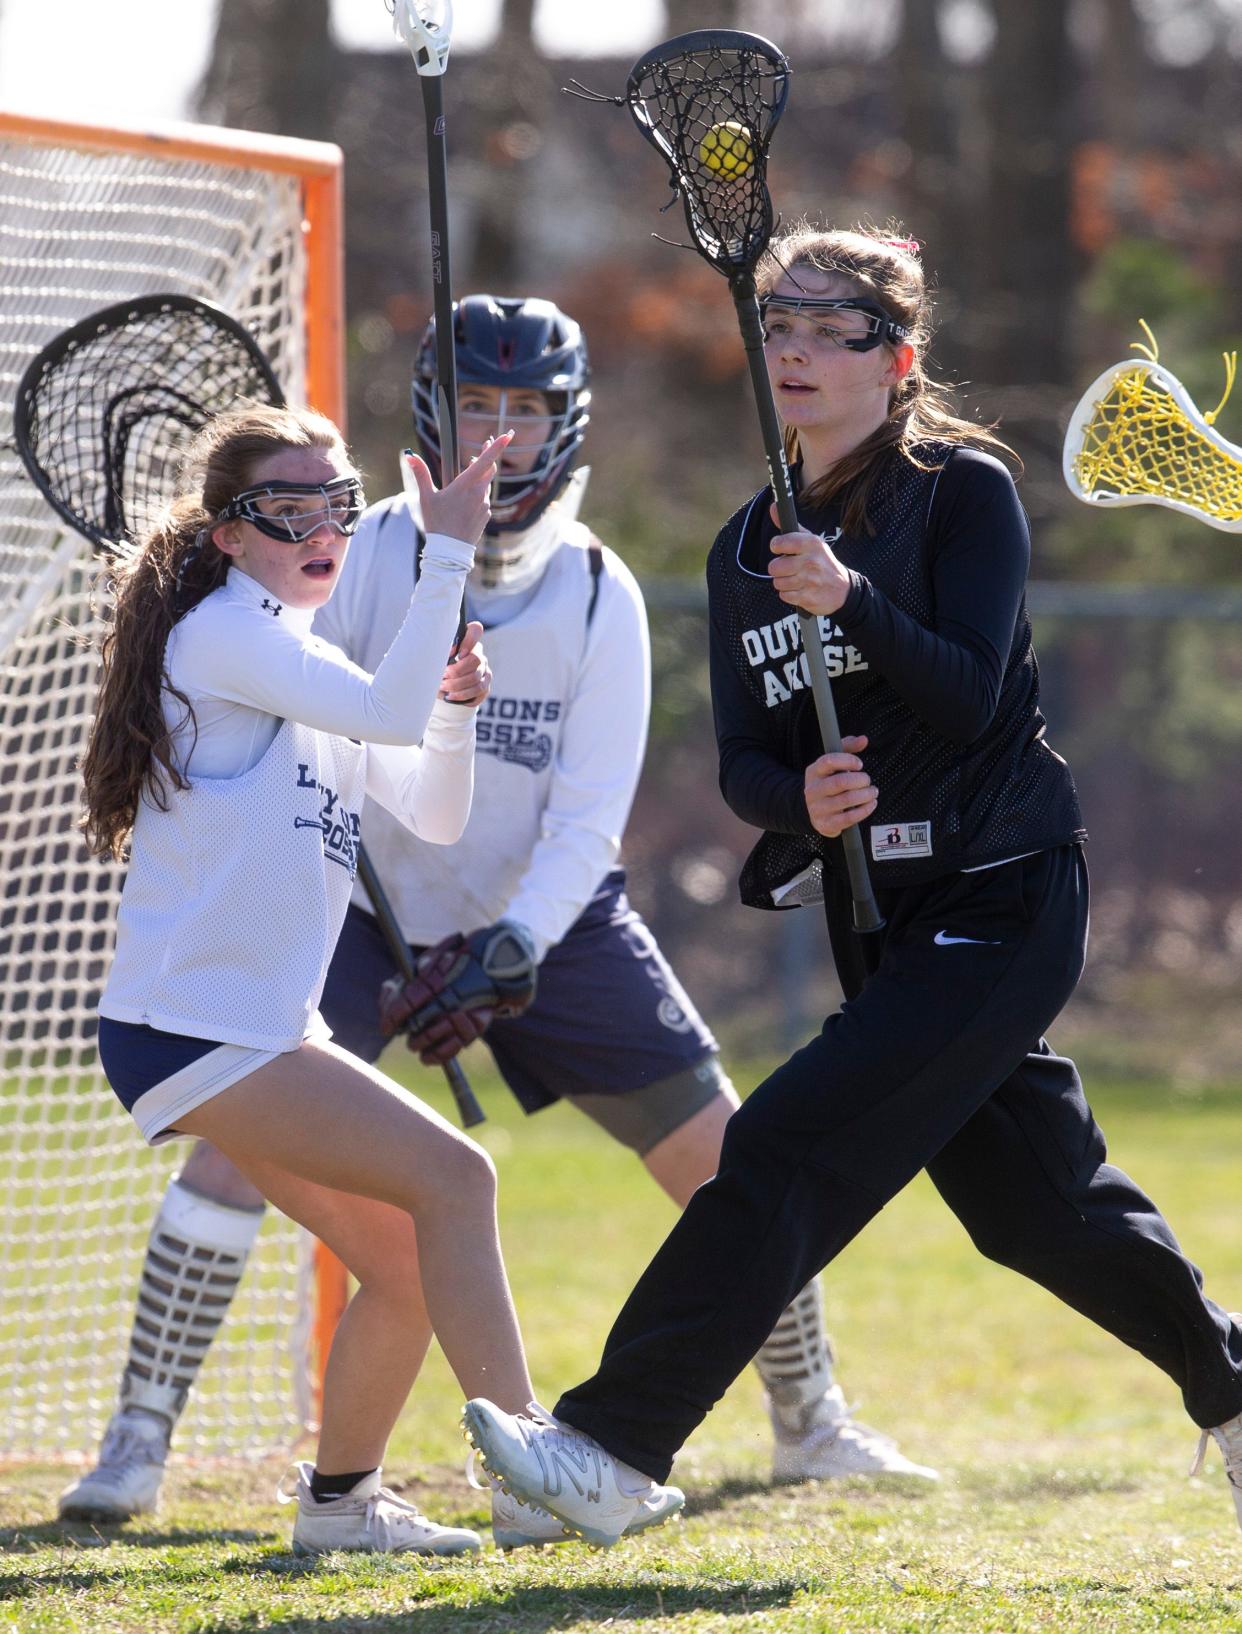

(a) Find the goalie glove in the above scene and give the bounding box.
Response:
[377,920,539,1066]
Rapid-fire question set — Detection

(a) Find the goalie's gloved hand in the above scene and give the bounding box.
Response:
[377,919,539,1066]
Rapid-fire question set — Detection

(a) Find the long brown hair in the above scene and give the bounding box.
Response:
[756,220,1019,533]
[81,402,348,860]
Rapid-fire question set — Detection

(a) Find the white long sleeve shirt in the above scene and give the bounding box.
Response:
[99,546,476,1048]
[314,493,651,959]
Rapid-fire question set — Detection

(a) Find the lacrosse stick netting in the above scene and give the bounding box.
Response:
[617,29,789,282]
[15,294,283,556]
[1064,325,1242,531]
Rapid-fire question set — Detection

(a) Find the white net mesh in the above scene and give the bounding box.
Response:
[0,120,323,1458]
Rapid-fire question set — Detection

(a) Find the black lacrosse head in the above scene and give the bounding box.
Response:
[624,29,790,282]
[13,293,283,555]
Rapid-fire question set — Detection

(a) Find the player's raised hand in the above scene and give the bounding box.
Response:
[804,735,877,837]
[768,507,851,617]
[405,431,514,547]
[439,620,491,707]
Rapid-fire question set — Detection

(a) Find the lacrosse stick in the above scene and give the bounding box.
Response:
[1064,319,1242,530]
[13,292,485,1128]
[390,0,460,482]
[572,30,884,933]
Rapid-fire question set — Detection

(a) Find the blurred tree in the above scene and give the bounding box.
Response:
[469,0,549,285]
[1094,0,1148,145]
[197,0,337,140]
[979,1,1077,426]
[892,2,964,280]
[664,0,744,30]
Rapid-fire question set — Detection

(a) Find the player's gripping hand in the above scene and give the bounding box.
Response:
[804,735,877,838]
[405,431,514,548]
[377,920,539,1066]
[768,506,851,617]
[439,621,491,706]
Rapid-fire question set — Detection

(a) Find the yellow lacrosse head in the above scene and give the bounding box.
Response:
[1063,326,1242,531]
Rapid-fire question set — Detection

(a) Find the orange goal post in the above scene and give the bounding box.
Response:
[0,109,348,1459]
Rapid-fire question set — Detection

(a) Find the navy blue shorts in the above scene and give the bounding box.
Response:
[320,870,718,1113]
[96,1017,289,1145]
[97,1019,219,1110]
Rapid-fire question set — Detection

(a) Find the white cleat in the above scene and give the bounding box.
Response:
[466,1451,570,1550]
[284,1462,481,1557]
[768,1385,940,1484]
[1190,1317,1242,1536]
[462,1399,684,1550]
[57,1409,170,1522]
[1187,1312,1242,1533]
[1190,1416,1242,1531]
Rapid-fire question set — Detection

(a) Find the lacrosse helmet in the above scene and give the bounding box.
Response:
[413,294,591,587]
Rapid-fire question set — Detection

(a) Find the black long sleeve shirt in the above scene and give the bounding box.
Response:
[707,445,1086,902]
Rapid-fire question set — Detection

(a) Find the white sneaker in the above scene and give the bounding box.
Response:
[284,1462,481,1556]
[769,1385,940,1483]
[1190,1411,1242,1532]
[57,1410,170,1522]
[465,1453,570,1550]
[462,1399,684,1549]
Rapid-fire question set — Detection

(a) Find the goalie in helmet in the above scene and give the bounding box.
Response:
[59,294,936,1545]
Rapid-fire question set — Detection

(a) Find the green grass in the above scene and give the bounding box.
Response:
[2,1052,1241,1632]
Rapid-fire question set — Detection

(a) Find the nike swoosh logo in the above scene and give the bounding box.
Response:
[933,930,1003,946]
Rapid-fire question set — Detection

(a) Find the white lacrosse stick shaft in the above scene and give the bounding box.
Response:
[391,0,452,75]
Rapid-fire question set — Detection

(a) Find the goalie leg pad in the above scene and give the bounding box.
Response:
[120,1178,265,1426]
[754,1279,837,1433]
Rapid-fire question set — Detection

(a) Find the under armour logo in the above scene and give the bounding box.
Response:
[261,598,282,616]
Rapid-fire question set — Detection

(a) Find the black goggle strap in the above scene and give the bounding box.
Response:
[216,476,365,541]
[758,296,910,352]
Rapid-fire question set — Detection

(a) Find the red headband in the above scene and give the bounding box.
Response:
[882,237,920,254]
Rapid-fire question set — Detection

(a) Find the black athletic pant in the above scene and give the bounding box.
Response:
[555,846,1242,1479]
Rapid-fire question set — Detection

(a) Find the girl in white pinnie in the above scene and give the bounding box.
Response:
[80,402,535,1555]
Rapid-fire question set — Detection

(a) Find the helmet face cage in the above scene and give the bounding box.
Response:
[412,295,591,537]
[759,295,909,353]
[216,475,365,542]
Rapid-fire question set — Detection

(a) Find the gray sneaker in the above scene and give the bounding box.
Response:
[769,1385,940,1483]
[57,1410,170,1522]
[285,1462,481,1556]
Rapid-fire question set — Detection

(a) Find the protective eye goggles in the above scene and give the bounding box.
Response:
[759,296,910,352]
[216,476,365,543]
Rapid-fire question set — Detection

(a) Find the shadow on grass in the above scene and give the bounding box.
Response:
[957,1467,1141,1503]
[682,1472,941,1522]
[0,1523,273,1602]
[200,1578,806,1633]
[0,1520,269,1553]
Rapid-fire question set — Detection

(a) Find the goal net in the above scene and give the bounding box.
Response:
[0,111,344,1459]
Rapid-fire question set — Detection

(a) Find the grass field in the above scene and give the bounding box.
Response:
[2,1050,1240,1632]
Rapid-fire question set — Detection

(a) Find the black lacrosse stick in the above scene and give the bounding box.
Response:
[13,294,284,556]
[12,291,486,1127]
[592,29,884,934]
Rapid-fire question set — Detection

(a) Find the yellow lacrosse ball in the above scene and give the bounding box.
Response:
[698,121,754,178]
